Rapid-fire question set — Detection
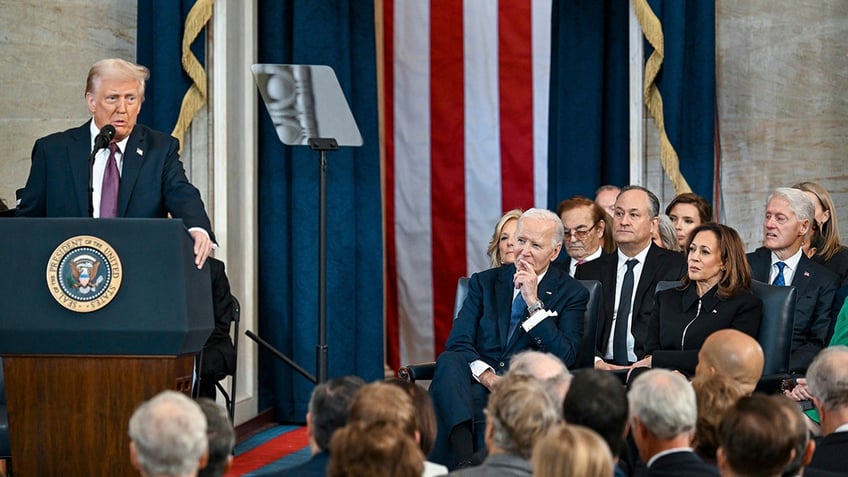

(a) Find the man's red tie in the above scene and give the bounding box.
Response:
[100,143,120,218]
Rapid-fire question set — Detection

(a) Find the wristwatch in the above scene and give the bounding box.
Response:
[527,300,545,315]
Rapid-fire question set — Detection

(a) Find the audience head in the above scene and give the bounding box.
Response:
[485,373,560,459]
[628,369,696,462]
[806,346,848,433]
[653,214,682,252]
[595,185,621,218]
[308,375,366,453]
[515,208,564,275]
[531,423,614,477]
[128,391,208,477]
[557,196,615,260]
[762,187,813,258]
[682,223,752,299]
[508,350,572,408]
[665,192,713,248]
[613,185,660,256]
[487,208,523,267]
[196,399,234,477]
[691,373,747,461]
[562,369,629,459]
[774,394,815,477]
[85,58,150,141]
[0,198,7,212]
[348,381,417,439]
[696,329,764,395]
[387,380,438,456]
[328,420,424,477]
[792,181,842,261]
[717,394,796,477]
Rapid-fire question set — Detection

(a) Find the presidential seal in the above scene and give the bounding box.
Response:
[46,235,123,312]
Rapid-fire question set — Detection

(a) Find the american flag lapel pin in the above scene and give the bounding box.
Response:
[136,147,144,156]
[545,290,552,295]
[804,271,810,277]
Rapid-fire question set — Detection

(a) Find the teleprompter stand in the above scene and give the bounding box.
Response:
[249,64,362,384]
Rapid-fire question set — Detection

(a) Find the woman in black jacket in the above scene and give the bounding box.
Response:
[632,223,762,376]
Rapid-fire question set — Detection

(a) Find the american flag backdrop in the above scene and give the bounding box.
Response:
[382,0,554,370]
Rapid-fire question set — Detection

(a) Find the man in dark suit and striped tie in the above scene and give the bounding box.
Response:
[746,187,838,373]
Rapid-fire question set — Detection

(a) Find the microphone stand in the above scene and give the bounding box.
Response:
[87,147,98,218]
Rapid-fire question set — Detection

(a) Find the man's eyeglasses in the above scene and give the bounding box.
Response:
[563,223,597,241]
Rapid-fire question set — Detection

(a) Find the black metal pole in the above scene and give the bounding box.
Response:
[316,148,329,383]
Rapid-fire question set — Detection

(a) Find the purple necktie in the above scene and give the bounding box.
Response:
[100,143,120,218]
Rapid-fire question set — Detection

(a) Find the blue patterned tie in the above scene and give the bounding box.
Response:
[507,293,526,343]
[773,261,786,286]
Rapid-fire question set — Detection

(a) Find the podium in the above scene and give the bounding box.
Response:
[0,218,213,476]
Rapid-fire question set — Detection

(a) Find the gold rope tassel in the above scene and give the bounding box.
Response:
[631,0,691,196]
[171,0,215,154]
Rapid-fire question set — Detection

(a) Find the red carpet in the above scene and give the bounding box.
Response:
[225,425,310,476]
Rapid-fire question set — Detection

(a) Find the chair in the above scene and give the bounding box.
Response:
[215,295,240,422]
[750,280,796,378]
[398,278,469,382]
[398,278,602,382]
[575,280,602,368]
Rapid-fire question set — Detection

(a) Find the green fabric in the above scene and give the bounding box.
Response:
[804,408,820,424]
[830,300,848,346]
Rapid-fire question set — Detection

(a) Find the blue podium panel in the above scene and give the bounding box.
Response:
[0,218,212,355]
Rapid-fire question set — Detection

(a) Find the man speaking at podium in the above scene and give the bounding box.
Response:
[16,58,215,269]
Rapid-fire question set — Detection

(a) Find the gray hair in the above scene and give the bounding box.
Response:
[508,350,572,408]
[86,58,150,99]
[129,391,208,477]
[806,346,848,410]
[518,208,565,248]
[656,214,681,252]
[628,369,696,439]
[767,187,814,224]
[620,185,660,219]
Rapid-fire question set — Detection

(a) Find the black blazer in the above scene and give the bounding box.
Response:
[646,284,762,375]
[646,450,719,477]
[17,121,215,241]
[445,263,589,369]
[576,243,687,360]
[808,431,848,474]
[814,245,848,286]
[747,247,838,372]
[554,249,613,277]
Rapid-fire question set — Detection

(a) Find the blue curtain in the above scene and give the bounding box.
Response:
[547,0,630,205]
[547,0,715,205]
[256,1,383,422]
[647,0,715,202]
[136,0,203,134]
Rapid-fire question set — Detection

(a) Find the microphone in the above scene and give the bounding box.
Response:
[93,124,116,151]
[88,124,116,217]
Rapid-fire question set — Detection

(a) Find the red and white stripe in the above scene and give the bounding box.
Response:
[383,0,552,370]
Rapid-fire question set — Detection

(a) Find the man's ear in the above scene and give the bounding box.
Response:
[802,439,816,466]
[306,411,314,438]
[129,441,141,471]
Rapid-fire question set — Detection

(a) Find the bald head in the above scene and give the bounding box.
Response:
[696,330,764,395]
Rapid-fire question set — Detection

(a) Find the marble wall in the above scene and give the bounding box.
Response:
[0,1,137,208]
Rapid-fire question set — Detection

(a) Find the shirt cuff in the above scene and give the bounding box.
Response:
[470,360,494,382]
[521,309,557,332]
[187,227,218,248]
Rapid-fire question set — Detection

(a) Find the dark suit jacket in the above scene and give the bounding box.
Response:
[554,249,613,277]
[814,245,848,286]
[445,263,588,369]
[260,451,329,477]
[747,247,838,372]
[17,121,214,241]
[808,431,848,474]
[201,258,237,378]
[646,450,718,477]
[575,243,687,360]
[646,284,762,375]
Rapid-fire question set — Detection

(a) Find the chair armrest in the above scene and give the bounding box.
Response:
[397,362,437,383]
